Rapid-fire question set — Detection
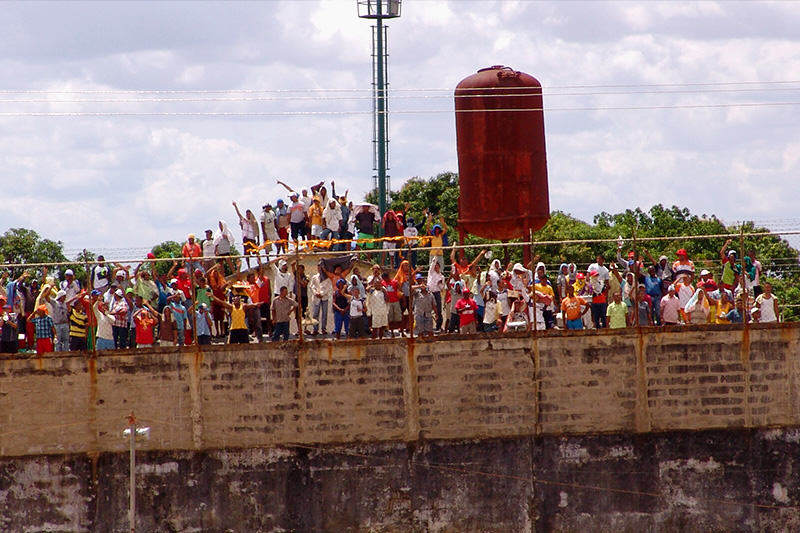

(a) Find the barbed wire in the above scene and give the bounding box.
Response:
[4,229,800,270]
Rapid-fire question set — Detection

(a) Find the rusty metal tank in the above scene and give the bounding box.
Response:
[455,65,549,240]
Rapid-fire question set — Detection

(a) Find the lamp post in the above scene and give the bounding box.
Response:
[122,412,150,533]
[357,0,401,219]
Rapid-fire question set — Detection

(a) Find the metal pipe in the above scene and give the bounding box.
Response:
[375,2,387,217]
[128,413,136,533]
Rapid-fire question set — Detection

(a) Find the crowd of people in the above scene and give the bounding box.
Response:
[0,180,785,354]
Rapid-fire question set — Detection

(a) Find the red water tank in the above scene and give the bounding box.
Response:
[455,65,549,240]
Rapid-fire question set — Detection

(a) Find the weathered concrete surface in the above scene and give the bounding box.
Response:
[3,429,800,532]
[1,323,798,458]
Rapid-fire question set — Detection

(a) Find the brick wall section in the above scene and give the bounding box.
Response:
[414,337,537,440]
[0,324,798,457]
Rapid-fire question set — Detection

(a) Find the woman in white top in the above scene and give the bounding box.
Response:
[754,283,779,323]
[367,281,389,337]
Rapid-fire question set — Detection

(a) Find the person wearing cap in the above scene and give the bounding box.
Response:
[182,234,204,273]
[260,204,280,256]
[424,210,448,271]
[659,284,682,326]
[642,248,673,282]
[274,199,290,255]
[412,278,436,338]
[51,290,69,351]
[109,288,130,349]
[193,303,213,345]
[60,269,82,301]
[201,229,216,271]
[697,269,715,292]
[65,292,89,351]
[454,286,479,335]
[267,257,295,299]
[588,254,611,328]
[307,197,324,239]
[287,192,307,244]
[0,300,19,354]
[561,284,589,330]
[719,239,741,291]
[643,265,664,326]
[381,272,404,336]
[90,255,111,292]
[30,305,56,354]
[672,248,695,281]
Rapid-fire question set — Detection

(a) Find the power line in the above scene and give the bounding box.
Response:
[0,87,798,104]
[2,79,799,94]
[2,101,799,117]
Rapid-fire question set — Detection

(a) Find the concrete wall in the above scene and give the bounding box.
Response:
[3,429,800,532]
[1,323,798,457]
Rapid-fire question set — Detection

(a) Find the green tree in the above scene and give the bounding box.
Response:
[150,241,182,277]
[0,228,67,276]
[365,173,800,320]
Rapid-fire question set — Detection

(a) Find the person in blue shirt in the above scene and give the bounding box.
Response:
[643,265,663,325]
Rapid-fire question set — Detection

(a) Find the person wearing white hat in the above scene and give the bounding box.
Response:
[51,290,70,351]
[109,288,130,349]
[60,269,82,301]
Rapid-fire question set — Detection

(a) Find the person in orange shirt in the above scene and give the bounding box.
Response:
[560,284,589,330]
[181,234,204,273]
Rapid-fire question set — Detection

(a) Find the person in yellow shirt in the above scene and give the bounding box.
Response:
[308,198,324,239]
[210,292,260,344]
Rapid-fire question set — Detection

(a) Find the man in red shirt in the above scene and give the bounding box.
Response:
[455,287,479,334]
[381,272,403,336]
[182,234,204,273]
[133,308,157,347]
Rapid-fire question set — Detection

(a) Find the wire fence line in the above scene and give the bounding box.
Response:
[4,229,799,270]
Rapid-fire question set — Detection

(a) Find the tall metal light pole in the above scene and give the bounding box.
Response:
[357,0,401,218]
[122,412,150,533]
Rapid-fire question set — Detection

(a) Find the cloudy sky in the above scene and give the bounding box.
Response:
[1,0,799,258]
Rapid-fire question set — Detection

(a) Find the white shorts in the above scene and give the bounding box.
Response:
[383,241,397,254]
[311,224,323,237]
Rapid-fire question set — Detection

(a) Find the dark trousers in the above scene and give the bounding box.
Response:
[112,325,128,349]
[543,309,555,329]
[0,340,18,354]
[272,321,290,341]
[198,334,211,345]
[447,312,460,333]
[260,302,272,335]
[290,221,306,241]
[246,307,263,341]
[128,328,137,349]
[230,328,249,344]
[349,316,369,338]
[591,303,607,329]
[69,336,86,352]
[433,292,443,330]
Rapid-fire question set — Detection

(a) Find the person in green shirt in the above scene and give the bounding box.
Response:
[606,291,629,329]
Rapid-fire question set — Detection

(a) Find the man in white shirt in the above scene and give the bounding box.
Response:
[309,265,332,335]
[271,259,295,298]
[588,254,610,283]
[322,200,342,240]
[201,229,216,270]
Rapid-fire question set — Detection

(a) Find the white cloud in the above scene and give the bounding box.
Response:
[0,0,798,254]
